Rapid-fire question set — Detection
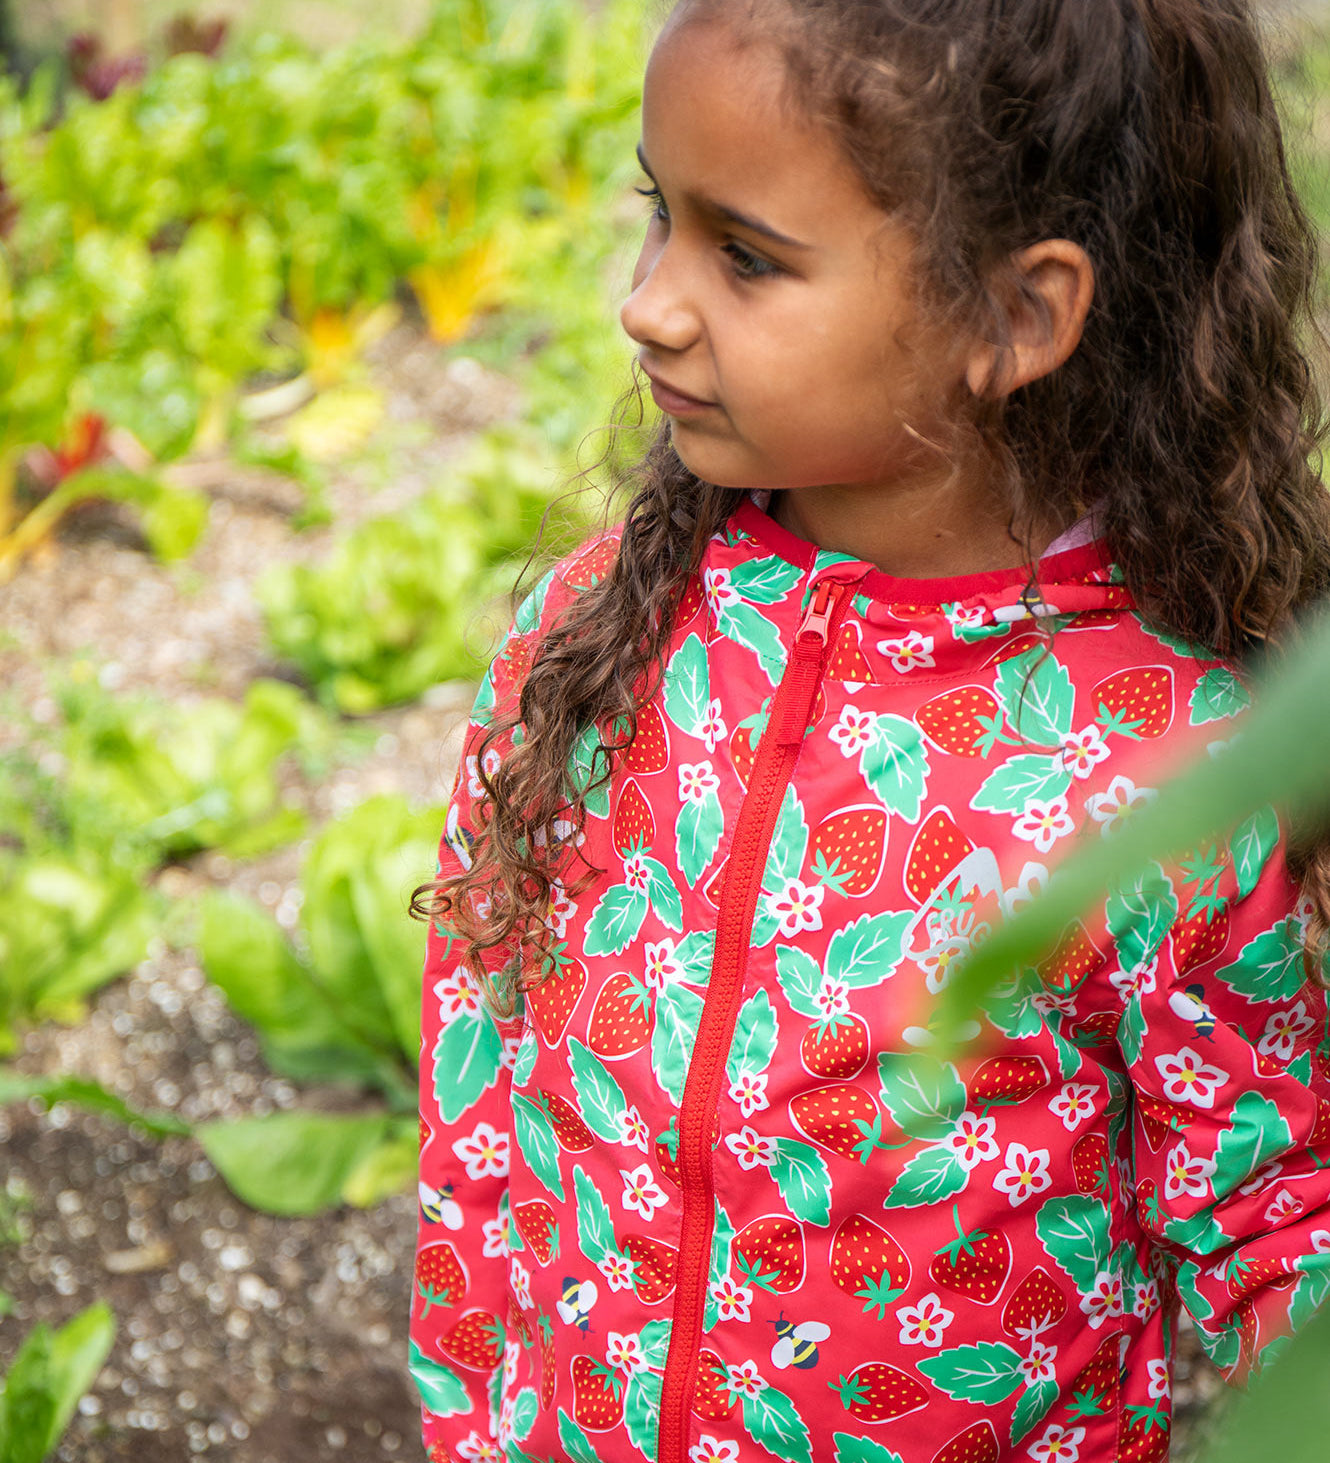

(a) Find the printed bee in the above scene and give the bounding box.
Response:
[1168,983,1218,1042]
[556,1276,598,1332]
[769,1315,830,1371]
[418,1181,463,1231]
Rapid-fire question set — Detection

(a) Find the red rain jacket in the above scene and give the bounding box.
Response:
[412,499,1330,1463]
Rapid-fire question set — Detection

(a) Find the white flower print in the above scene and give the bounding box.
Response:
[456,1431,502,1463]
[728,1070,770,1119]
[1311,1229,1330,1254]
[1006,861,1051,915]
[1239,1159,1284,1196]
[466,747,502,799]
[643,939,684,994]
[1079,1270,1125,1329]
[703,567,739,615]
[945,1112,1000,1172]
[896,1293,954,1347]
[815,979,851,1019]
[1058,725,1111,779]
[1029,1424,1086,1463]
[723,1361,765,1399]
[947,603,987,633]
[679,761,720,804]
[1012,796,1076,855]
[1265,1188,1303,1224]
[725,1126,778,1170]
[620,1164,668,1222]
[597,1252,636,1292]
[1147,1359,1170,1401]
[481,1216,509,1259]
[690,1439,739,1463]
[1258,1001,1315,1062]
[766,877,825,936]
[546,880,575,938]
[877,631,936,673]
[452,1122,509,1180]
[1048,1082,1099,1133]
[508,1257,532,1311]
[700,699,728,754]
[1086,775,1156,834]
[606,1331,646,1376]
[623,853,651,893]
[1132,1279,1160,1321]
[433,971,482,1022]
[1109,956,1158,1002]
[993,1143,1054,1207]
[1019,1341,1059,1385]
[1154,1047,1230,1110]
[1164,1141,1216,1201]
[709,1276,755,1322]
[830,705,876,759]
[919,937,970,995]
[618,1106,650,1152]
[498,1034,522,1073]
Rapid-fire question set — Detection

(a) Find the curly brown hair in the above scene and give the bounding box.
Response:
[416,0,1330,1014]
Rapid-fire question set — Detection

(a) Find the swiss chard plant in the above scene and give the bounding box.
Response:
[0,1302,115,1463]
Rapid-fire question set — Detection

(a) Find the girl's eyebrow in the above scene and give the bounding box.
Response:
[636,143,813,251]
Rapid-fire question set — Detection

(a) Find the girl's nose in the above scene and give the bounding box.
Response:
[619,241,701,353]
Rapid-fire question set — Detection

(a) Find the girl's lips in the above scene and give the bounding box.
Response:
[645,373,717,417]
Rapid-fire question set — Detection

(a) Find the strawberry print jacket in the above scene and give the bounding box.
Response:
[412,498,1330,1463]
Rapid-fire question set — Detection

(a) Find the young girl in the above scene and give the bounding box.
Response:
[411,3,1330,1461]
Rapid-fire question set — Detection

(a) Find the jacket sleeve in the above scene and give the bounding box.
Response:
[410,565,573,1460]
[1109,817,1330,1382]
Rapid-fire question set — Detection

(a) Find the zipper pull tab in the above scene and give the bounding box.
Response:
[773,578,851,746]
[797,578,839,647]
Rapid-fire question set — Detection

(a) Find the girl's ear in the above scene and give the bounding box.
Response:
[965,240,1095,399]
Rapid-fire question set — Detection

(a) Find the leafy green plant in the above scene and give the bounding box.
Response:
[0,1302,115,1463]
[196,794,443,1213]
[260,430,588,712]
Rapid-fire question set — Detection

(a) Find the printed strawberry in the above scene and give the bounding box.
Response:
[1311,1099,1330,1147]
[1237,1297,1261,1374]
[729,718,762,789]
[587,971,653,1059]
[810,805,887,898]
[1039,922,1103,992]
[624,701,670,775]
[1067,1009,1120,1055]
[571,1354,625,1431]
[1171,905,1230,974]
[623,1233,677,1304]
[506,1299,532,1349]
[827,620,875,683]
[1136,1091,1185,1151]
[800,1013,870,1080]
[830,1214,910,1317]
[419,1113,434,1154]
[1067,1334,1121,1419]
[904,808,975,903]
[540,1330,557,1407]
[693,1349,736,1420]
[1072,1132,1111,1195]
[527,956,587,1045]
[513,1200,559,1267]
[1224,1252,1298,1302]
[427,1442,451,1462]
[1093,665,1174,739]
[968,1055,1050,1107]
[564,536,619,589]
[702,857,729,910]
[499,633,535,688]
[414,1240,468,1319]
[654,1118,682,1187]
[1119,1404,1171,1463]
[440,1309,505,1371]
[673,577,704,630]
[932,1421,1000,1463]
[612,778,655,855]
[929,1205,1011,1305]
[916,686,1003,757]
[988,633,1043,666]
[733,1215,806,1294]
[788,1084,887,1162]
[1001,1267,1067,1339]
[541,1091,594,1151]
[829,1362,928,1422]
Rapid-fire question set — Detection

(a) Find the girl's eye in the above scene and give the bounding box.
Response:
[635,183,668,223]
[723,241,781,282]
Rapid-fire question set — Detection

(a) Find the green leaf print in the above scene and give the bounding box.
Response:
[1118,995,1146,1067]
[433,1010,504,1124]
[652,985,705,1103]
[1190,666,1251,726]
[741,1382,814,1463]
[567,1039,629,1143]
[729,556,804,604]
[862,715,930,822]
[510,1387,539,1442]
[512,1028,538,1088]
[572,1165,618,1267]
[662,634,710,736]
[832,1438,905,1463]
[705,1202,736,1330]
[512,1096,565,1201]
[776,944,825,1017]
[769,1138,832,1225]
[826,911,911,987]
[1034,1194,1111,1296]
[727,989,779,1088]
[982,968,1047,1040]
[1212,1091,1295,1201]
[583,884,650,957]
[718,599,788,685]
[1214,918,1306,1004]
[1139,621,1211,660]
[883,1143,968,1209]
[994,648,1075,747]
[674,930,717,985]
[623,1368,663,1461]
[557,1409,602,1463]
[408,1343,471,1416]
[1010,1377,1060,1443]
[514,569,556,633]
[1106,862,1178,976]
[917,1341,1023,1403]
[1173,1259,1216,1326]
[639,1319,673,1369]
[677,790,724,888]
[568,721,612,822]
[1232,806,1279,900]
[970,754,1071,815]
[877,1052,967,1141]
[1285,1263,1330,1336]
[765,786,811,892]
[640,855,684,932]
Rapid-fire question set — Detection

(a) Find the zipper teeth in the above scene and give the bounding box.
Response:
[656,580,854,1463]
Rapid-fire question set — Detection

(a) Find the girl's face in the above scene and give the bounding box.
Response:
[621,10,972,506]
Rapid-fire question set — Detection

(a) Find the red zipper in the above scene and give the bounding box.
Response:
[656,574,858,1463]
